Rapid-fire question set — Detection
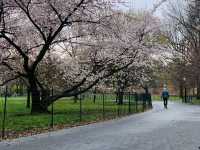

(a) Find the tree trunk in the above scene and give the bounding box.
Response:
[19,84,24,96]
[116,79,125,105]
[193,88,195,97]
[118,91,124,105]
[179,84,183,99]
[41,89,50,101]
[144,86,152,108]
[73,88,79,103]
[144,86,149,95]
[116,87,124,105]
[143,86,149,110]
[26,88,31,108]
[197,83,200,99]
[74,95,78,103]
[29,78,48,113]
[93,87,97,104]
[31,87,42,113]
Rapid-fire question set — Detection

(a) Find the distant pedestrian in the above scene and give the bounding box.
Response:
[161,89,169,109]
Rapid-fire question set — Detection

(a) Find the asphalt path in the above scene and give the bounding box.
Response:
[1,101,200,150]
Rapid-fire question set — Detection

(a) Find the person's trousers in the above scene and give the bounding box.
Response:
[163,98,168,107]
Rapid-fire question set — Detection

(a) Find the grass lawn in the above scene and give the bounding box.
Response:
[152,95,181,101]
[187,98,200,105]
[0,94,145,139]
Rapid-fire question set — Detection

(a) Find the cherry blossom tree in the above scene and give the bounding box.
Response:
[0,0,162,113]
[113,55,154,105]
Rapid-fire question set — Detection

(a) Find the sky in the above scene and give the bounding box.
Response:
[127,0,155,10]
[118,0,168,18]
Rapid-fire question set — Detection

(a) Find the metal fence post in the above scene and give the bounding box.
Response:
[2,86,8,139]
[117,103,120,117]
[128,92,131,114]
[50,88,54,128]
[142,94,145,112]
[135,93,138,113]
[103,93,105,119]
[79,94,82,122]
[184,87,187,103]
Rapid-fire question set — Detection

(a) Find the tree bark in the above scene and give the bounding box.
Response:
[197,84,200,100]
[26,87,31,108]
[74,95,78,103]
[30,86,42,113]
[41,89,50,101]
[118,91,124,105]
[179,84,183,99]
[193,88,195,97]
[93,87,97,104]
[29,77,48,113]
[116,79,125,105]
[143,86,149,110]
[144,86,152,108]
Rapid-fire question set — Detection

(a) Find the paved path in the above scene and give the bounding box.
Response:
[1,101,200,150]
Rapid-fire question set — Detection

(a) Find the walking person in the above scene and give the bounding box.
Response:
[161,89,169,109]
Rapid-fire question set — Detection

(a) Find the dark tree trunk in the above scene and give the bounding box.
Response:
[143,86,149,110]
[73,88,79,103]
[144,86,152,108]
[93,87,97,104]
[118,91,124,105]
[179,84,183,99]
[197,83,200,99]
[116,79,125,105]
[193,88,195,97]
[31,88,49,113]
[26,87,31,108]
[74,95,78,103]
[29,77,48,113]
[144,86,149,95]
[41,89,50,101]
[31,87,42,113]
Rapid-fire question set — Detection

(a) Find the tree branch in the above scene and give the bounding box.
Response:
[0,75,21,86]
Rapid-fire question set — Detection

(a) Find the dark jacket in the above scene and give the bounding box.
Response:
[162,91,169,99]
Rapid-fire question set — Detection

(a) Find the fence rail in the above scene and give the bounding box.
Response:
[0,91,152,140]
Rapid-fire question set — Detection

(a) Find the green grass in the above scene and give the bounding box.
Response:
[152,95,181,101]
[187,99,200,105]
[0,94,145,134]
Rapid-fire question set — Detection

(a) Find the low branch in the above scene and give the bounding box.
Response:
[42,58,135,107]
[0,75,21,86]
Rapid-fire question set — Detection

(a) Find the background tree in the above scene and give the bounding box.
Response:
[165,0,200,99]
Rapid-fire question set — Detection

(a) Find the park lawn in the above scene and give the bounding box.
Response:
[188,99,200,105]
[152,95,181,101]
[0,95,144,137]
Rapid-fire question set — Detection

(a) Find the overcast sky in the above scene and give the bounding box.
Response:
[118,0,168,18]
[128,0,155,9]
